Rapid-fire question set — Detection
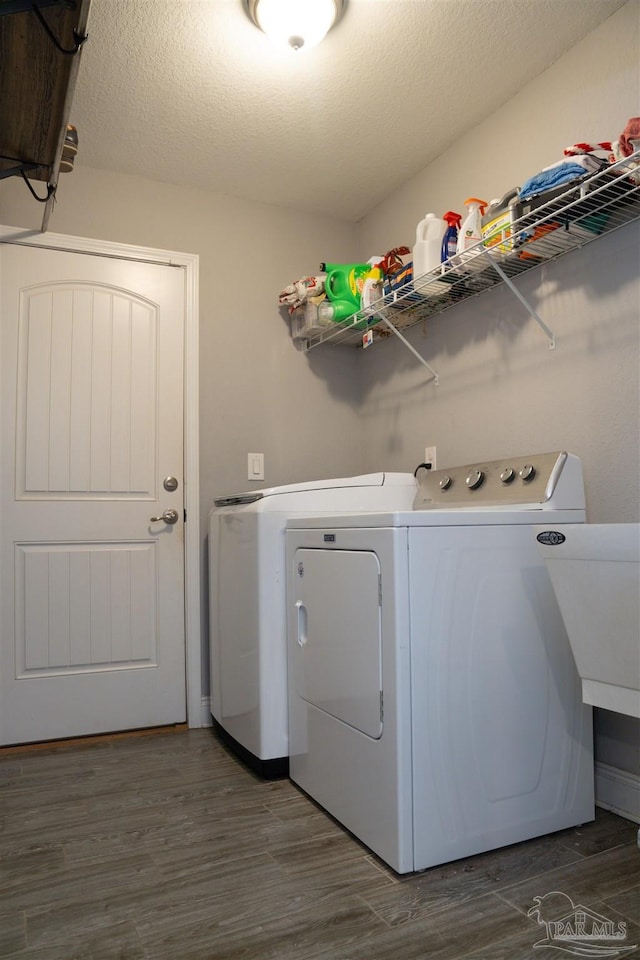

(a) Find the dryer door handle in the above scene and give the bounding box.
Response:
[295,601,308,647]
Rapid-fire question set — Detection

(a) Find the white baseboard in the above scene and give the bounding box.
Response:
[595,761,640,824]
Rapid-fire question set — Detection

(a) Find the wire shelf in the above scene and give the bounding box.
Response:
[300,151,640,353]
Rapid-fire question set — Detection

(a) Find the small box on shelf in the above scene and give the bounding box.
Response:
[289,301,335,341]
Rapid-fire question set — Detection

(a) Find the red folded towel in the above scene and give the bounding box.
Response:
[619,117,640,157]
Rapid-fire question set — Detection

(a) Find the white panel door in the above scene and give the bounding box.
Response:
[0,243,186,744]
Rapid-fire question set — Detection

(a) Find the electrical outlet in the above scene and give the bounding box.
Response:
[424,446,437,469]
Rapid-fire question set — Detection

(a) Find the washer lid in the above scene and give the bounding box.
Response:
[286,507,586,529]
[214,471,413,507]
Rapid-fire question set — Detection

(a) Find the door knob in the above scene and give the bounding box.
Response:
[150,508,179,525]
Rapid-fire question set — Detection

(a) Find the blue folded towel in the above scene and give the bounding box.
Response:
[519,162,588,201]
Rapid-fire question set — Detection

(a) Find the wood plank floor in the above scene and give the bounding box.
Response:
[1,728,638,959]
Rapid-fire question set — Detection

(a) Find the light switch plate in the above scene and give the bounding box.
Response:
[248,452,264,481]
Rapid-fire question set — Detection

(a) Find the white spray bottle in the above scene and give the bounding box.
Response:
[456,198,488,256]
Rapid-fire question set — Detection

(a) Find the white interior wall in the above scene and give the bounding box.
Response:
[355,0,640,777]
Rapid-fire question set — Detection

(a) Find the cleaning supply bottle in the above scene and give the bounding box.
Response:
[412,213,446,281]
[441,211,461,266]
[481,188,520,255]
[320,261,370,312]
[319,261,380,327]
[456,198,488,256]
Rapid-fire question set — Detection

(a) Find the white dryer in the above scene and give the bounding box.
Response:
[286,452,594,872]
[208,472,417,777]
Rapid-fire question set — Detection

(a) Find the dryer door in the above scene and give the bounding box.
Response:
[291,548,383,739]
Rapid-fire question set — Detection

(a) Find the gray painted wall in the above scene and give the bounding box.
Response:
[354,0,640,774]
[1,1,638,773]
[355,227,639,523]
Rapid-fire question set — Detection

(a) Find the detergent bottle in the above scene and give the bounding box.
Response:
[456,198,488,256]
[441,211,462,266]
[321,261,371,310]
[481,188,520,255]
[320,261,379,326]
[412,213,446,281]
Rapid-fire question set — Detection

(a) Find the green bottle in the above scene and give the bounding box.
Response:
[321,262,371,311]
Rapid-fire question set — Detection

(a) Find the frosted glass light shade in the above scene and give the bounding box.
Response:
[247,0,343,50]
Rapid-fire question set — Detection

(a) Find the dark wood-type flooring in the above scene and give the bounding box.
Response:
[1,728,638,959]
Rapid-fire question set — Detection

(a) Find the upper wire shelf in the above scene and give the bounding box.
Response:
[300,151,640,356]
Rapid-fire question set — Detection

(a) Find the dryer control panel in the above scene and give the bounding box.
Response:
[413,451,584,510]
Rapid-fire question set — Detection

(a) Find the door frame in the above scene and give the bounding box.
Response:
[0,225,202,728]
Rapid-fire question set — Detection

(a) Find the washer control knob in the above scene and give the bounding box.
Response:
[519,463,536,482]
[500,467,515,484]
[466,469,485,490]
[439,475,452,490]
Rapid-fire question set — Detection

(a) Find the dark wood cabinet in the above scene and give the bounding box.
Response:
[0,0,91,228]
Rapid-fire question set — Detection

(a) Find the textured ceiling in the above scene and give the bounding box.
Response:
[71,0,628,222]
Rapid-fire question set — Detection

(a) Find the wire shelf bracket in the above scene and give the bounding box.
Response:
[378,315,440,383]
[486,254,556,349]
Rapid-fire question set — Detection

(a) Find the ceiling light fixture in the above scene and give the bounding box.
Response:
[246,0,344,51]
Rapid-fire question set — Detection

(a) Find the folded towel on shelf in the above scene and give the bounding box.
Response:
[612,119,640,183]
[551,154,603,174]
[562,122,640,184]
[519,160,595,201]
[619,117,640,157]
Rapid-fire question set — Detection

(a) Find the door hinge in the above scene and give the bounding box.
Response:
[183,509,187,523]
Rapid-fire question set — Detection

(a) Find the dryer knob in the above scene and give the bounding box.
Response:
[500,467,515,484]
[466,469,485,490]
[519,463,536,482]
[439,475,452,490]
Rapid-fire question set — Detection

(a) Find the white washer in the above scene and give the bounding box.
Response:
[208,472,417,777]
[286,452,594,873]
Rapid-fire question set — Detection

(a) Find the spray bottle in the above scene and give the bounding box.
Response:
[456,198,488,256]
[441,211,462,266]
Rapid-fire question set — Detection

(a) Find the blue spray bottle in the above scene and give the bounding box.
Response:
[441,211,462,267]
